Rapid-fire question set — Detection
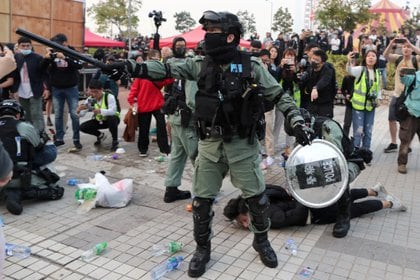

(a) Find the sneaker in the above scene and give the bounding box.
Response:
[69,141,83,153]
[139,152,148,157]
[371,183,388,199]
[54,140,65,147]
[398,165,407,174]
[386,193,407,211]
[384,143,398,153]
[94,132,107,146]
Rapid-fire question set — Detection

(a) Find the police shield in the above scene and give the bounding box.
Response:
[285,139,348,208]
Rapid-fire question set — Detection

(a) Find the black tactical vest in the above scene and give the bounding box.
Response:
[0,117,33,163]
[196,51,264,142]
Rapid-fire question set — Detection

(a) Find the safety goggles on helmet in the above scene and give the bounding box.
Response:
[199,10,223,31]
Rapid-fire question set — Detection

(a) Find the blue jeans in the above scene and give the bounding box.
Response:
[52,86,80,142]
[352,109,375,149]
[33,144,57,169]
[378,68,387,89]
[19,97,45,133]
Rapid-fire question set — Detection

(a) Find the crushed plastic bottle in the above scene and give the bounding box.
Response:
[151,241,183,256]
[5,243,31,259]
[299,266,314,279]
[154,155,167,162]
[285,238,298,256]
[87,154,103,161]
[81,242,107,262]
[150,256,184,280]
[75,188,97,202]
[67,178,79,186]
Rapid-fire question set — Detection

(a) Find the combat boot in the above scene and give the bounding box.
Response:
[6,190,23,215]
[188,197,214,278]
[333,187,351,238]
[247,193,278,268]
[164,186,191,203]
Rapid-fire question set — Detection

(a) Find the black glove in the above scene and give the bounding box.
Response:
[358,148,373,164]
[101,61,127,80]
[293,122,313,146]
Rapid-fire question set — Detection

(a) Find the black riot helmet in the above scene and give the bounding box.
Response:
[199,11,243,44]
[0,99,25,118]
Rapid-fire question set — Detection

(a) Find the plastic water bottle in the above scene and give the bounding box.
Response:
[151,241,183,256]
[5,243,31,259]
[150,256,184,280]
[67,178,79,186]
[75,188,97,201]
[87,154,103,161]
[285,238,298,256]
[154,155,167,162]
[81,242,107,262]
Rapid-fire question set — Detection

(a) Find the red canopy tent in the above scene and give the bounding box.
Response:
[151,26,251,50]
[84,28,126,48]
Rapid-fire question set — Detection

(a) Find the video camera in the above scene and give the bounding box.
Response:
[148,10,166,28]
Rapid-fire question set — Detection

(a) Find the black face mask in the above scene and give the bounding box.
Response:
[173,47,186,58]
[204,32,237,64]
[311,62,320,70]
[204,33,228,52]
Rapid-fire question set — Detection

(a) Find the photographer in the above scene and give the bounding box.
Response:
[77,79,120,151]
[42,33,83,152]
[346,50,380,151]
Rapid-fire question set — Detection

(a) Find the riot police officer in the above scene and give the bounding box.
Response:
[105,10,311,278]
[162,37,198,203]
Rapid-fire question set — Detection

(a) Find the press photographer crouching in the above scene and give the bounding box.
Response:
[0,99,63,215]
[77,79,120,151]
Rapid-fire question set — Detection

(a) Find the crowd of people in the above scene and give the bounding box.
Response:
[0,11,419,278]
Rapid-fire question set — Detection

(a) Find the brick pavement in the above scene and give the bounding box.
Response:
[1,95,419,280]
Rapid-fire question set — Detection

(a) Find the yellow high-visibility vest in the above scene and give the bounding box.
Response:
[351,68,380,111]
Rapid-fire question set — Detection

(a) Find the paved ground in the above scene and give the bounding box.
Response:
[1,90,419,280]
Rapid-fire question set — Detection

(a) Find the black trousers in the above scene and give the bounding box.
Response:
[80,116,120,142]
[311,188,383,224]
[137,110,170,154]
[343,104,352,137]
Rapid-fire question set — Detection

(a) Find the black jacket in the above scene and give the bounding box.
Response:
[12,52,47,98]
[42,56,83,89]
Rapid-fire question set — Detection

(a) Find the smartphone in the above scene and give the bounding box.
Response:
[394,38,406,44]
[400,68,416,75]
[351,53,360,59]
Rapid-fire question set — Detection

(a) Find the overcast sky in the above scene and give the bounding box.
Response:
[85,0,419,38]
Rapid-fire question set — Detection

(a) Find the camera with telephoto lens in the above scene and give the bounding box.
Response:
[148,10,166,27]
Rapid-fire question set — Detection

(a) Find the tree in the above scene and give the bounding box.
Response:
[174,11,196,33]
[87,0,142,37]
[272,7,293,34]
[237,10,256,37]
[401,5,420,35]
[316,0,376,32]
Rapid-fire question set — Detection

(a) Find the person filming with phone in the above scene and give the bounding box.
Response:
[382,37,420,168]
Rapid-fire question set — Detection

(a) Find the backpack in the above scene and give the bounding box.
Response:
[103,91,121,113]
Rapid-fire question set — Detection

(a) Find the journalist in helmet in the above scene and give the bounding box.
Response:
[103,11,312,278]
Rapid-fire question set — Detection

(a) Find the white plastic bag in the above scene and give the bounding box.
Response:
[94,173,133,208]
